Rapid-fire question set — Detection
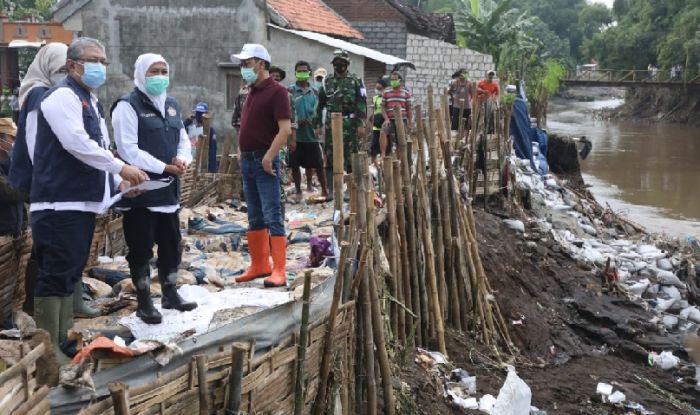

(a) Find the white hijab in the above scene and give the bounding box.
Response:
[19,42,68,106]
[134,53,169,117]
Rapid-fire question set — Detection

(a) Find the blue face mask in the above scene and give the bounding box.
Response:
[241,67,257,84]
[80,62,107,89]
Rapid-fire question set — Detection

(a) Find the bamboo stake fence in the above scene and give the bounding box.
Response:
[70,85,512,415]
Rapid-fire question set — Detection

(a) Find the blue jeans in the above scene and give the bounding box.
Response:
[241,154,285,236]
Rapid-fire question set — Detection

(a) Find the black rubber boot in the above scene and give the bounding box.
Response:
[159,269,197,312]
[131,264,162,324]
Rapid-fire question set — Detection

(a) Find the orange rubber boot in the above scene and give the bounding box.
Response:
[264,236,287,287]
[235,229,272,283]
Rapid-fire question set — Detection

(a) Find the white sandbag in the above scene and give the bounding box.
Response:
[662,315,678,330]
[492,368,532,415]
[655,270,684,288]
[661,285,682,301]
[627,279,650,296]
[681,306,700,324]
[637,244,659,255]
[646,284,659,295]
[655,298,676,312]
[596,383,613,396]
[656,258,673,271]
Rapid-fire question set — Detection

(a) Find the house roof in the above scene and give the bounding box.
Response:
[384,0,455,43]
[266,0,363,40]
[269,24,410,66]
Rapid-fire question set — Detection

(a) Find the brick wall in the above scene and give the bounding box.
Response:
[404,33,494,105]
[353,21,407,59]
[322,0,403,22]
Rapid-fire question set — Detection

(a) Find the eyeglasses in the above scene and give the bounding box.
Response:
[76,58,110,66]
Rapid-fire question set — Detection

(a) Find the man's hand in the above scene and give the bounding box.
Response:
[118,180,143,198]
[288,139,297,153]
[119,165,148,185]
[315,128,321,138]
[165,164,185,177]
[262,152,276,176]
[357,125,365,137]
[170,157,187,175]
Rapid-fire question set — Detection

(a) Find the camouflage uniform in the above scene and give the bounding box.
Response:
[314,51,367,174]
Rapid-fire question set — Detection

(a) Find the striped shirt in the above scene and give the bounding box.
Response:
[382,87,411,120]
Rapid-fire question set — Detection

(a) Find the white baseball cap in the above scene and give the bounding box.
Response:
[232,44,271,63]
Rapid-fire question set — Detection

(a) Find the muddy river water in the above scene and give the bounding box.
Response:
[548,94,700,238]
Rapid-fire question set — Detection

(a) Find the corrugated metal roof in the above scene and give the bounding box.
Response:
[269,25,411,66]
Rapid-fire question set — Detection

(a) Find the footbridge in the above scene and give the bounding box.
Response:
[562,69,700,89]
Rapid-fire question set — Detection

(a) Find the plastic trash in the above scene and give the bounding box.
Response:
[492,367,532,415]
[530,407,547,415]
[608,390,626,404]
[479,394,497,413]
[451,368,477,394]
[649,351,680,370]
[504,219,525,233]
[596,382,613,396]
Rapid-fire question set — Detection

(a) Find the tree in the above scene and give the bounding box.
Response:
[3,0,56,21]
[454,0,537,69]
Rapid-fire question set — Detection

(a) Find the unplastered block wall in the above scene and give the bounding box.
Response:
[353,21,408,59]
[405,33,493,106]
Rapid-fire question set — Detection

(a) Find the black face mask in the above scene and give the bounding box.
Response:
[334,64,347,74]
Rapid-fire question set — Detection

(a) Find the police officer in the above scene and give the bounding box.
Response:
[314,50,367,193]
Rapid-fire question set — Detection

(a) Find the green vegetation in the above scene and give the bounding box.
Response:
[1,0,56,21]
[583,0,700,76]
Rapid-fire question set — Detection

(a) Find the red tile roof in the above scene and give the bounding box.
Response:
[267,0,363,40]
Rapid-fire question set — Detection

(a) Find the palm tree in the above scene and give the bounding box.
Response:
[454,0,536,69]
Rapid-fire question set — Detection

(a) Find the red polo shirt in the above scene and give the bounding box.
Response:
[239,77,291,152]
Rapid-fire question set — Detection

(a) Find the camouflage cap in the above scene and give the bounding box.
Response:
[331,49,350,65]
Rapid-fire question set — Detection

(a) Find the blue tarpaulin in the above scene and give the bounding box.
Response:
[509,97,549,175]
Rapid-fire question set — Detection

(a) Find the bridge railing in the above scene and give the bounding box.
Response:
[568,69,700,84]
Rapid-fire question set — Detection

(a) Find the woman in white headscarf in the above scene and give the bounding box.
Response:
[111,53,196,325]
[11,42,68,185]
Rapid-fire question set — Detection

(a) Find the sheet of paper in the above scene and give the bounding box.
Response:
[99,179,172,214]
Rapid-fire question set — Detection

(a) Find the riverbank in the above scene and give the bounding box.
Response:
[399,155,700,414]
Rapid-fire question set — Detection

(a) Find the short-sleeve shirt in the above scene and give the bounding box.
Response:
[239,77,292,152]
[477,80,500,98]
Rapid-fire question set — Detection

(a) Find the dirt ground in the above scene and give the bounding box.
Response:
[397,209,700,414]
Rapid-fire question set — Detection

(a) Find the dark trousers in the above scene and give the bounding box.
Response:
[123,208,182,272]
[31,210,95,297]
[451,107,472,131]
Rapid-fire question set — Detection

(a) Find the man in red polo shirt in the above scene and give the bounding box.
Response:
[477,70,500,100]
[232,44,292,288]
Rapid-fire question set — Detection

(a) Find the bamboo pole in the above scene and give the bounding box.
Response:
[224,343,247,414]
[364,165,395,414]
[439,177,461,329]
[430,108,447,321]
[218,132,233,174]
[383,158,405,346]
[393,159,413,346]
[416,170,447,355]
[394,105,422,346]
[331,113,345,241]
[108,382,130,415]
[196,355,209,415]
[294,270,313,415]
[313,241,350,415]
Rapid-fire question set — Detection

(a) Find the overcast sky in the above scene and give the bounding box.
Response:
[588,0,614,7]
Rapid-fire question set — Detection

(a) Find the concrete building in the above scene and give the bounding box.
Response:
[51,0,408,134]
[322,0,493,102]
[0,12,74,91]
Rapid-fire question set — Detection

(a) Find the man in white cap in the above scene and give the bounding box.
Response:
[231,44,291,288]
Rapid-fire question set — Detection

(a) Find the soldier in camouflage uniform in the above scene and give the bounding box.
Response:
[314,50,367,193]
